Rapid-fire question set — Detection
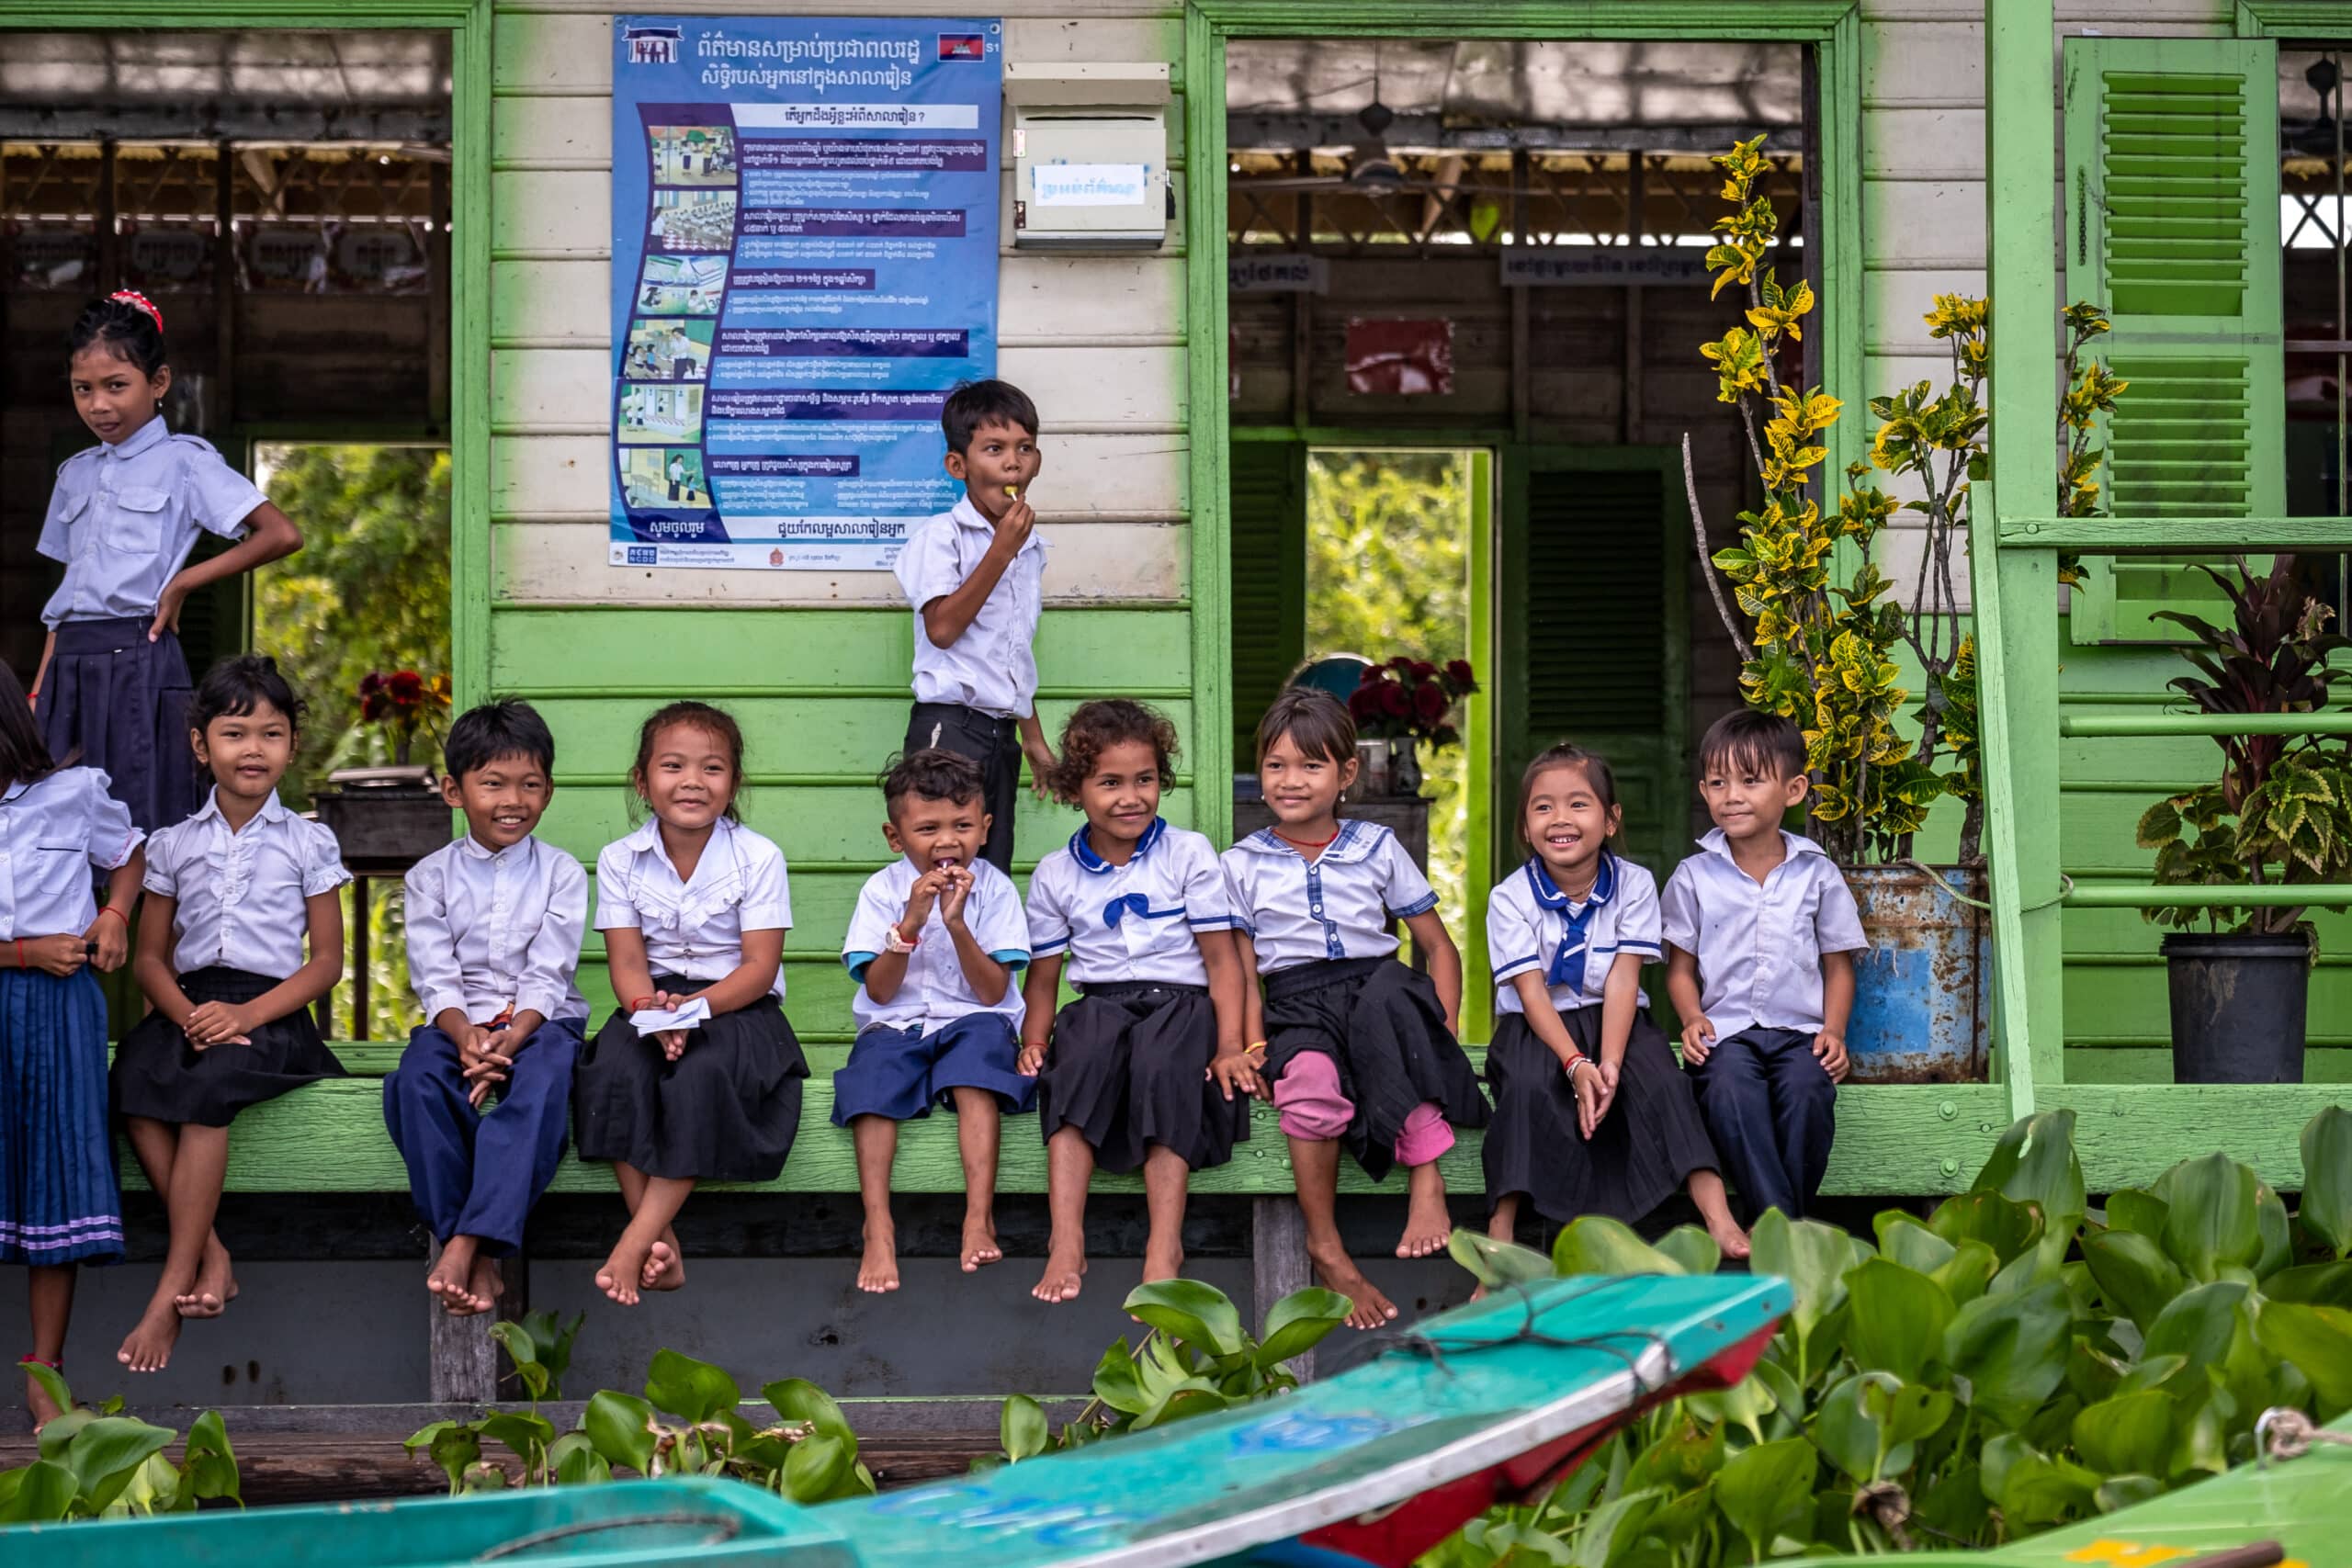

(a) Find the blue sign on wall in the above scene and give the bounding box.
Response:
[610,16,1001,569]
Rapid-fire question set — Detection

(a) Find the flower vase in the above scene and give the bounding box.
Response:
[1390,739,1422,797]
[1353,739,1391,799]
[394,738,412,767]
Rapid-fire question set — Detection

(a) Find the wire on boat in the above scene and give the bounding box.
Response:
[472,1511,747,1561]
[2257,1407,2352,1468]
[1368,1276,1676,1393]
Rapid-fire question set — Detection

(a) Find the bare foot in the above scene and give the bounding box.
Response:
[1707,1213,1752,1262]
[1141,1235,1183,1285]
[858,1224,899,1293]
[449,1253,502,1316]
[641,1238,685,1292]
[1308,1241,1398,1330]
[24,1368,63,1430]
[596,1235,655,1307]
[1032,1245,1085,1303]
[118,1294,184,1371]
[961,1214,1002,1273]
[175,1235,238,1319]
[1396,1165,1453,1258]
[427,1236,478,1308]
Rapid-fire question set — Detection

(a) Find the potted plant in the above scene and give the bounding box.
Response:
[311,668,455,873]
[1686,139,2125,1081]
[1347,656,1477,797]
[2134,557,2351,1083]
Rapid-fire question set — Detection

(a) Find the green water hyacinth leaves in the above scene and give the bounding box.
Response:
[2302,1105,2352,1258]
[0,1368,242,1522]
[1422,1107,2352,1567]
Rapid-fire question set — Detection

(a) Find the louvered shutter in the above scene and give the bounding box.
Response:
[1226,440,1306,756]
[2064,36,2284,643]
[1509,457,1684,874]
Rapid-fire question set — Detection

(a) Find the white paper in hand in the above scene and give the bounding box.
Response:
[630,997,712,1036]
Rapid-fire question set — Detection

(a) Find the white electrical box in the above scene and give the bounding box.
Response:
[1006,62,1170,250]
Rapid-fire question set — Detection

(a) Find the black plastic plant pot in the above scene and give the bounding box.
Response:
[2160,931,2311,1084]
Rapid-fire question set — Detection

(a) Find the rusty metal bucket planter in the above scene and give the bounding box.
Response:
[1843,864,1990,1083]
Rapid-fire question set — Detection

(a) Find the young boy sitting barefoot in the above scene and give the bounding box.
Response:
[835,749,1036,1292]
[384,699,590,1314]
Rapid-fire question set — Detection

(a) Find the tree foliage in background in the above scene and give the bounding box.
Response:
[255,445,451,1039]
[254,445,453,805]
[1306,451,1472,919]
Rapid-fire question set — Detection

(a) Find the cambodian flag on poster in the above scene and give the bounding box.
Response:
[609,16,1002,570]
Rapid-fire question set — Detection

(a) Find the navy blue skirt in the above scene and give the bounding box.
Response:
[572,975,808,1182]
[110,967,348,1127]
[37,617,202,835]
[1035,983,1246,1173]
[0,968,123,1265]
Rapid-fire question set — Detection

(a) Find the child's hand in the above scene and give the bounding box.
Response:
[938,864,975,928]
[82,910,129,972]
[150,574,193,641]
[1208,1046,1265,1101]
[22,932,88,977]
[1569,1057,1606,1139]
[1023,734,1057,801]
[1814,1029,1850,1084]
[1679,1015,1716,1066]
[184,1000,254,1048]
[657,1028,690,1062]
[903,870,945,929]
[994,492,1036,551]
[1017,1035,1049,1076]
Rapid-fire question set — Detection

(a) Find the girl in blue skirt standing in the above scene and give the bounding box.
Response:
[31,291,303,832]
[0,662,147,1427]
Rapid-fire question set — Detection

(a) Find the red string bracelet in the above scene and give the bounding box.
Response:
[96,907,128,927]
[628,995,657,1012]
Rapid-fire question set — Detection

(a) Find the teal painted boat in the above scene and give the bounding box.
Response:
[0,1271,1790,1566]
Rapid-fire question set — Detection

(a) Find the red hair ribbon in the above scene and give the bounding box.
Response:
[108,289,164,333]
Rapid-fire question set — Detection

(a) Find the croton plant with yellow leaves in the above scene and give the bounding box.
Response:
[1690,136,2124,866]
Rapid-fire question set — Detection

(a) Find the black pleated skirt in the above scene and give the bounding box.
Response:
[571,975,807,1182]
[37,616,201,835]
[1264,956,1489,1181]
[1037,982,1249,1173]
[111,966,348,1127]
[1482,1003,1721,1225]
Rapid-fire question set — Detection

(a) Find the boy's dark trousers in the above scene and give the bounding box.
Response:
[1688,1026,1837,1222]
[905,701,1021,873]
[382,1019,584,1254]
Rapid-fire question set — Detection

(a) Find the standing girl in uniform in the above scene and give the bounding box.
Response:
[1018,701,1256,1304]
[1481,744,1746,1258]
[34,293,302,832]
[1221,689,1488,1331]
[0,663,145,1427]
[113,656,349,1373]
[572,701,805,1306]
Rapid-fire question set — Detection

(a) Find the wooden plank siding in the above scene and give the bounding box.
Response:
[486,4,1194,992]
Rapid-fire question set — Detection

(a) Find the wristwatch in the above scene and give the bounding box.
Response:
[886,923,921,955]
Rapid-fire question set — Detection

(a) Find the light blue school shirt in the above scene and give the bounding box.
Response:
[0,768,143,938]
[37,416,267,628]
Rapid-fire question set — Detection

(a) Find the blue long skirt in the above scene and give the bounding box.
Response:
[0,968,123,1266]
[36,616,202,835]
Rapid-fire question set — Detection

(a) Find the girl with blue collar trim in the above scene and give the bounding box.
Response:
[1480,745,1745,1260]
[1222,690,1488,1333]
[0,661,145,1429]
[33,294,302,833]
[1017,702,1253,1305]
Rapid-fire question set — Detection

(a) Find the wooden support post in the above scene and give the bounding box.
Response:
[1622,152,1645,446]
[1978,0,2065,1119]
[427,160,451,433]
[1290,151,1313,429]
[425,1241,497,1404]
[95,140,118,291]
[1250,1195,1314,1382]
[1510,149,1531,446]
[352,877,371,1043]
[213,140,236,436]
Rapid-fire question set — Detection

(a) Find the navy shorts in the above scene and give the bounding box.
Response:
[831,1012,1036,1124]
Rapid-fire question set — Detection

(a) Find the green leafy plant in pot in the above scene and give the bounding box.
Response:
[2135,555,2352,1084]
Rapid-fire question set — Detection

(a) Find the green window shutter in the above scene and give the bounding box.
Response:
[2063,36,2283,643]
[1226,440,1306,757]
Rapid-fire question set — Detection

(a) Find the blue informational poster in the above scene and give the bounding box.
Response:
[610,16,1001,569]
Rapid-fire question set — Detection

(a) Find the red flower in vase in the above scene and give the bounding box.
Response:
[1445,659,1477,690]
[1413,682,1448,723]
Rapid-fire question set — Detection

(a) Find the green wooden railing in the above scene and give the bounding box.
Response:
[1974,1,2350,1159]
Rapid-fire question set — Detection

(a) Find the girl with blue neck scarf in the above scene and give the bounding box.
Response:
[1480,745,1746,1260]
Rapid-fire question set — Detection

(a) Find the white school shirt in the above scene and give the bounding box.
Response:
[892,495,1046,719]
[144,789,350,979]
[1220,820,1441,976]
[1487,852,1661,1014]
[1658,829,1869,1036]
[404,834,591,1027]
[1027,818,1243,989]
[842,854,1030,1033]
[0,768,142,939]
[594,816,793,1001]
[37,417,267,627]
